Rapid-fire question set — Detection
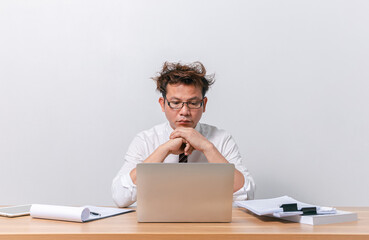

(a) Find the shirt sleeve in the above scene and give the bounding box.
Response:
[221,133,256,201]
[111,135,146,207]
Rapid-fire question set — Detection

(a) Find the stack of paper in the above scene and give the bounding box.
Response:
[281,210,358,225]
[235,196,357,225]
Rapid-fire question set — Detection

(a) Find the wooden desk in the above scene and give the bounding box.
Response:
[1,207,368,240]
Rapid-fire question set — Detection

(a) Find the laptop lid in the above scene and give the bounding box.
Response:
[136,163,234,222]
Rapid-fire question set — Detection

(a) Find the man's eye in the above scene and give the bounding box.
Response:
[172,102,181,105]
[190,102,199,105]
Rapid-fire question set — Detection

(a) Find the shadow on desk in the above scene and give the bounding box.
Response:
[237,207,295,224]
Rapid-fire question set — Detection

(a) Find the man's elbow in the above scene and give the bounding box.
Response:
[112,191,135,208]
[111,181,136,208]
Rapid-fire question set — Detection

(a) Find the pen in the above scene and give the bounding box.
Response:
[90,211,101,216]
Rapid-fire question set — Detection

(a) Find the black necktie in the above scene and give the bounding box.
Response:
[179,153,188,163]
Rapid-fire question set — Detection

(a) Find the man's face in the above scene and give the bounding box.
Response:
[159,83,208,129]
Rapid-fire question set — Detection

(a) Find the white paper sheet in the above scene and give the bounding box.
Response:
[31,204,90,222]
[235,196,336,216]
[82,205,134,222]
[30,204,134,222]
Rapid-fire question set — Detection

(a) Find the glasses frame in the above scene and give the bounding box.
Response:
[165,98,204,110]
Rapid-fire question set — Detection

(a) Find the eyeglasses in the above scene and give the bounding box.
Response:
[165,98,204,109]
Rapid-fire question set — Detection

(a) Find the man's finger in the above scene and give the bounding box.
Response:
[186,145,194,155]
[170,132,185,140]
[184,141,195,155]
[170,131,179,139]
[170,128,189,138]
[184,141,191,153]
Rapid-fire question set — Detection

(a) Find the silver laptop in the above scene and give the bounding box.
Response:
[136,163,234,222]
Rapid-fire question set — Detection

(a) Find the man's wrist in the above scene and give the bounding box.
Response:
[143,144,170,163]
[202,141,216,154]
[158,143,171,158]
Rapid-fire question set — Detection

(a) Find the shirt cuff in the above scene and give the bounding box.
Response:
[233,186,248,201]
[120,172,137,192]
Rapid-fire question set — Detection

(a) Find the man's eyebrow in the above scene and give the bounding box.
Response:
[167,96,202,101]
[167,97,181,101]
[187,97,202,101]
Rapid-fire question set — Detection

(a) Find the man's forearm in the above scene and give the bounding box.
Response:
[203,143,245,192]
[129,145,170,184]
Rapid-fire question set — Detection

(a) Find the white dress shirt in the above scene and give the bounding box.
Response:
[112,122,255,207]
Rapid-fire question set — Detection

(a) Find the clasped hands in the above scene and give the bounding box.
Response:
[166,127,213,156]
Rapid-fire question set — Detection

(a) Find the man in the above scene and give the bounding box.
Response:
[112,61,255,207]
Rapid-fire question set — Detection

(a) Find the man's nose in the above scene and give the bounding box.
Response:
[179,103,190,115]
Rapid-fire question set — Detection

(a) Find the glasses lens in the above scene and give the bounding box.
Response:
[187,101,202,109]
[167,100,203,109]
[169,101,182,109]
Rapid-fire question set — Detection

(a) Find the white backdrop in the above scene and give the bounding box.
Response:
[1,0,368,207]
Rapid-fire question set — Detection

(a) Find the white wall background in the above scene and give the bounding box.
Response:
[1,0,368,207]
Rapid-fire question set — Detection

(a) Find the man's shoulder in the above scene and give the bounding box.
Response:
[199,122,230,138]
[136,122,169,140]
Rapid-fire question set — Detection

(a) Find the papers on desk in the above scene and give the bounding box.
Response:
[235,196,357,225]
[30,204,134,222]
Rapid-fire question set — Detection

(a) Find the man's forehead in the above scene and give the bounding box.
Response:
[167,96,202,101]
[165,83,203,99]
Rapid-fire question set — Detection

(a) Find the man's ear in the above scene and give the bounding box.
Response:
[159,97,165,112]
[202,97,208,113]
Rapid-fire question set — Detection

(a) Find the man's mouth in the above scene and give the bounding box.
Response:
[177,120,192,124]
